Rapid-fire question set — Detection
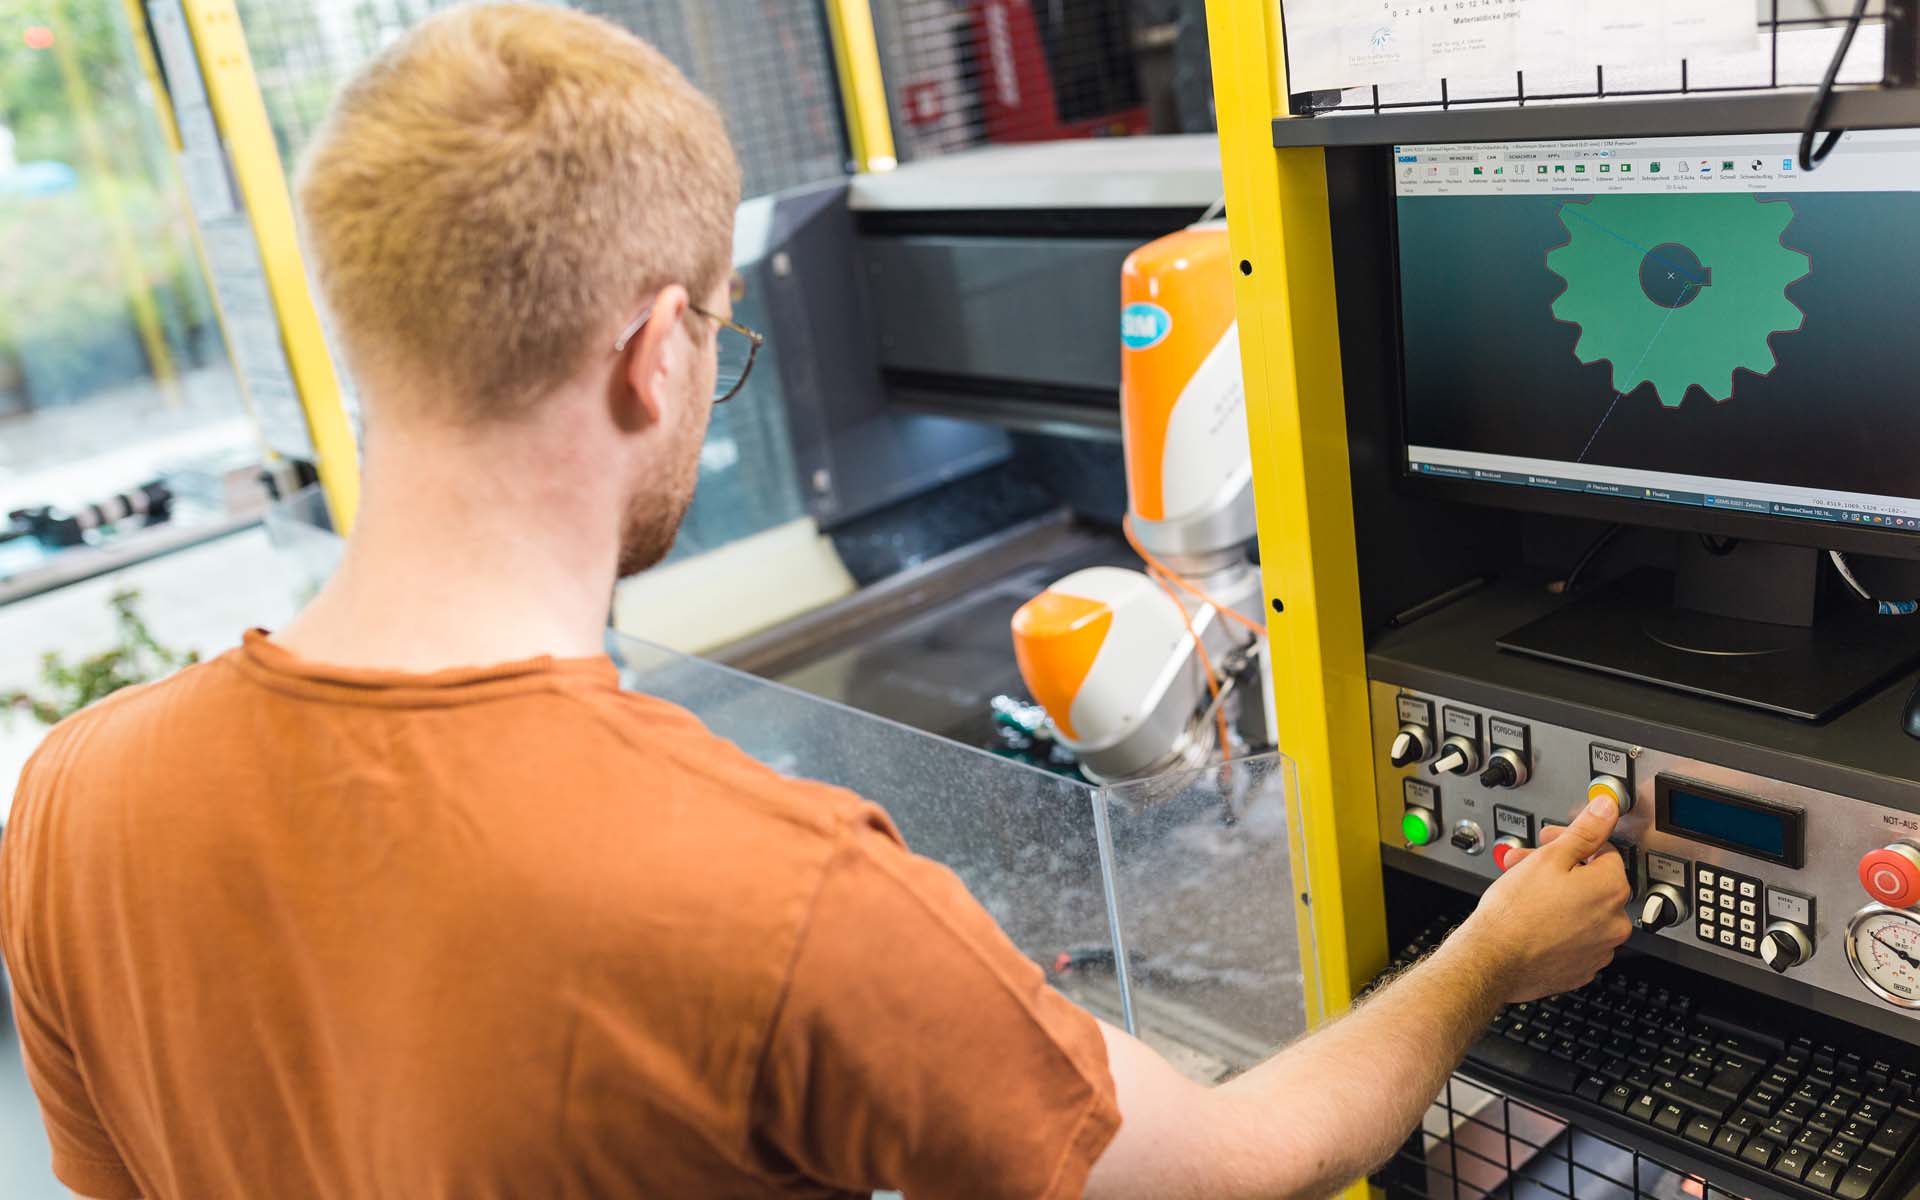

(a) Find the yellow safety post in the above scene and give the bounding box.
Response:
[49,2,179,407]
[176,0,361,534]
[1206,0,1387,1035]
[823,0,898,172]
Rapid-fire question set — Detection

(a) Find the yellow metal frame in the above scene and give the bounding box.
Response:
[176,0,362,534]
[824,0,899,172]
[1206,0,1388,1029]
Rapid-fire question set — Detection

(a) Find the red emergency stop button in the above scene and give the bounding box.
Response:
[1860,843,1920,907]
[1492,836,1525,872]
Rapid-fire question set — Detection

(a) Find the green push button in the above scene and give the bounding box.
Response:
[1402,808,1440,846]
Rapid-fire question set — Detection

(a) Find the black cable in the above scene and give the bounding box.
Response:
[1550,524,1623,595]
[1798,0,1872,172]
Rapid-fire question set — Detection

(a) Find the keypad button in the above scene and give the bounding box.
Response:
[1775,1146,1812,1182]
[1741,918,1758,935]
[1741,899,1759,916]
[1720,911,1736,927]
[1741,880,1759,898]
[1722,876,1737,892]
[1742,1138,1782,1169]
[1807,1156,1847,1194]
[1720,930,1737,947]
[1697,923,1715,939]
[1700,869,1718,885]
[1740,936,1759,953]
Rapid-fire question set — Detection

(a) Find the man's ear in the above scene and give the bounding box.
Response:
[615,284,691,433]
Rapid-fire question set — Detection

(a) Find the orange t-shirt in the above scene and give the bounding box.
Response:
[0,632,1119,1199]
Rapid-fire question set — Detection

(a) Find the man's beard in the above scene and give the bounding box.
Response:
[615,480,694,578]
[615,391,708,578]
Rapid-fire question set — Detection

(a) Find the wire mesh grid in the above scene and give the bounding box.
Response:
[228,0,847,200]
[866,0,1217,162]
[1382,1074,1749,1200]
[1296,0,1898,116]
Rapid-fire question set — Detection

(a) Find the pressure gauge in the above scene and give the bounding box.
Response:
[1846,905,1920,1008]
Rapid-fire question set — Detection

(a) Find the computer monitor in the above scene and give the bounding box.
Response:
[1391,131,1920,718]
[1394,130,1920,548]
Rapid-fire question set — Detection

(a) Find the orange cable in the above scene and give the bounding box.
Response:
[1139,562,1233,761]
[1123,515,1266,637]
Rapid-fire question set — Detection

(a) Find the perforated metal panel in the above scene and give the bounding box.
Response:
[232,0,849,199]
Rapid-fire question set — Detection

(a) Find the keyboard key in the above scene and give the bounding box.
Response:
[1870,1113,1917,1152]
[1784,1098,1818,1122]
[1686,1116,1719,1146]
[1655,1103,1688,1133]
[1656,1078,1732,1119]
[1711,1064,1760,1099]
[1807,1156,1849,1194]
[1797,1128,1834,1155]
[1840,1119,1876,1145]
[1746,1088,1782,1115]
[1629,1092,1659,1123]
[1466,1033,1579,1092]
[1576,1075,1607,1103]
[1714,1125,1749,1155]
[1766,1117,1801,1143]
[1841,1149,1896,1200]
[1741,1138,1781,1169]
[1775,1146,1813,1182]
[1854,1101,1891,1125]
[1605,1084,1635,1113]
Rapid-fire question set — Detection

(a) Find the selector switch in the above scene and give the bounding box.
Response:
[1482,718,1532,789]
[1639,883,1688,931]
[1761,920,1813,973]
[1391,696,1437,768]
[1432,708,1483,777]
[1450,820,1486,856]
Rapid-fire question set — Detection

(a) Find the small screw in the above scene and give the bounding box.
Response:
[811,468,832,495]
[772,252,793,278]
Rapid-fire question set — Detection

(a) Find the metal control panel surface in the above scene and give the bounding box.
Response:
[1371,678,1920,1036]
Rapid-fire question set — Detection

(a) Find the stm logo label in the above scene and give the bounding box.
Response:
[1121,303,1172,351]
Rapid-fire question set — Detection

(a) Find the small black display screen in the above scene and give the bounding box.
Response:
[1655,777,1803,866]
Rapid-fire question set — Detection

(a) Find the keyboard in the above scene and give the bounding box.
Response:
[1384,917,1920,1200]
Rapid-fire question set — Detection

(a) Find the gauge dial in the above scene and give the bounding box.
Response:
[1846,905,1920,1008]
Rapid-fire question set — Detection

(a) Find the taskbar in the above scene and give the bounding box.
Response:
[1410,459,1920,532]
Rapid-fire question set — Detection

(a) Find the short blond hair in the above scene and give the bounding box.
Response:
[296,2,741,421]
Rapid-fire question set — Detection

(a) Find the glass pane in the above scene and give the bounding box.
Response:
[610,631,1124,1016]
[1098,752,1310,1080]
[870,0,1218,163]
[1,0,254,592]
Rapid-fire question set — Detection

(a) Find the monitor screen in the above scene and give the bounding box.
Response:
[1395,131,1920,533]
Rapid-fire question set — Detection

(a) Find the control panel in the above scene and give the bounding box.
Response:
[1372,680,1920,1024]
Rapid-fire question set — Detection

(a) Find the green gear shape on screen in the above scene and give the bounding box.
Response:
[1546,193,1810,406]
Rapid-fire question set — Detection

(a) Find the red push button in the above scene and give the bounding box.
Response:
[1860,843,1920,908]
[1492,836,1524,873]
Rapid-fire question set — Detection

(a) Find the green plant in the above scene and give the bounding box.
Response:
[2,589,199,726]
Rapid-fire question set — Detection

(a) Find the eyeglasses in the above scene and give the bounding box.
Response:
[612,302,765,404]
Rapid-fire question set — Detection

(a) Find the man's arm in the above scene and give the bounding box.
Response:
[1086,795,1634,1200]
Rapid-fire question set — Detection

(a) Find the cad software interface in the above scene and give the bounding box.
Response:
[1396,130,1920,531]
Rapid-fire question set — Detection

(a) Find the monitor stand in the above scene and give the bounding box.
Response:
[1497,542,1920,721]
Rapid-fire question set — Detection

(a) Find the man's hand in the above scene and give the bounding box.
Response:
[1458,794,1635,1003]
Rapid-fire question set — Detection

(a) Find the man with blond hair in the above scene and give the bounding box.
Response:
[1,5,1632,1197]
